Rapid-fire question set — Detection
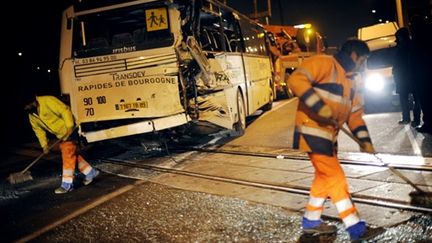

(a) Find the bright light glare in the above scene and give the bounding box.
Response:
[365,74,385,92]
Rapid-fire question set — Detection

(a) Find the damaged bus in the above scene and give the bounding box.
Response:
[59,0,274,143]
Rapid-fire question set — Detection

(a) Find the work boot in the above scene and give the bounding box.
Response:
[347,221,385,242]
[83,168,99,186]
[54,182,73,194]
[411,120,420,127]
[398,119,410,125]
[302,217,337,235]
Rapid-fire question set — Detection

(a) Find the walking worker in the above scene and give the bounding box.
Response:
[287,39,384,241]
[24,95,99,194]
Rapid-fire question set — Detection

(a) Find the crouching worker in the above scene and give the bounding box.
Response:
[24,95,99,194]
[287,39,385,241]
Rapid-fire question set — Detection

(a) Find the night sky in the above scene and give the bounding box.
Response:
[0,0,409,148]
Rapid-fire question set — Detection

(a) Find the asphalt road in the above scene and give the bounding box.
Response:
[1,98,431,242]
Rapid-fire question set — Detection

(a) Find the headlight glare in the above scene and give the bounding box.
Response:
[365,74,385,92]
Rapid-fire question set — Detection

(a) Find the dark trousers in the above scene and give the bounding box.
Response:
[399,90,420,122]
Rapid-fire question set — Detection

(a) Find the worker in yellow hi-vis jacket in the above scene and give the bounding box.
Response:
[287,39,384,241]
[24,95,99,194]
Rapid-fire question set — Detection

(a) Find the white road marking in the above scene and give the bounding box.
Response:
[404,125,421,156]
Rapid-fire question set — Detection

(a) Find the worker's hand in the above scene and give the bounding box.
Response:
[317,104,333,119]
[42,146,49,154]
[360,142,376,154]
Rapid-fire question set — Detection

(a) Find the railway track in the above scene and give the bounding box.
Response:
[98,147,432,214]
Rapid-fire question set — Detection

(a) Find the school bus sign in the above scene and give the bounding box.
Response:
[145,8,168,31]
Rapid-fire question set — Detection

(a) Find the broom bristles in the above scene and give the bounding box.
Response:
[409,191,432,208]
[7,171,33,184]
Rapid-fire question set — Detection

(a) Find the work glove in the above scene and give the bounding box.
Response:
[317,104,333,119]
[360,142,376,154]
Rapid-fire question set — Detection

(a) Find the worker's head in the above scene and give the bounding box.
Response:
[395,27,410,43]
[23,95,38,114]
[340,38,370,72]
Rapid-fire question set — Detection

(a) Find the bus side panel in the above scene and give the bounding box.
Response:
[215,53,247,127]
[243,54,272,113]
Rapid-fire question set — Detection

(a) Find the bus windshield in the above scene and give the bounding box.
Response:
[73,4,174,58]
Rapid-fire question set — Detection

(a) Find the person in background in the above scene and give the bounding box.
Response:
[287,39,384,241]
[410,15,432,134]
[24,95,99,194]
[392,27,420,126]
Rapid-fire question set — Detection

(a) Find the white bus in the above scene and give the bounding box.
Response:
[59,0,274,143]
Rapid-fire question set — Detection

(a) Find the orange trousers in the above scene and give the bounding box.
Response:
[59,141,92,184]
[304,153,361,228]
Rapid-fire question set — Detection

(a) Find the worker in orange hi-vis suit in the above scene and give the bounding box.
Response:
[24,95,99,194]
[287,39,385,242]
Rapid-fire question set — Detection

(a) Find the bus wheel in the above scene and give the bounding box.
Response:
[234,90,246,136]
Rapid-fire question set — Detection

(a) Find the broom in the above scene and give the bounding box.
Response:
[7,134,68,184]
[339,125,432,207]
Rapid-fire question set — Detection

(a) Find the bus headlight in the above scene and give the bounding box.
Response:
[365,74,385,92]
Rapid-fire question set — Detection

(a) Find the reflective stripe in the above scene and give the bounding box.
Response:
[304,209,322,221]
[63,169,74,176]
[308,196,326,207]
[329,64,337,83]
[305,93,321,107]
[356,130,369,139]
[297,126,333,140]
[82,165,92,175]
[335,198,353,212]
[315,88,351,106]
[296,67,314,84]
[62,176,73,183]
[342,213,360,228]
[351,104,362,113]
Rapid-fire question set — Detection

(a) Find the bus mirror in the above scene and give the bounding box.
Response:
[67,18,72,30]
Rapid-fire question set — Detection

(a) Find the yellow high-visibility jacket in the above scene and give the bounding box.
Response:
[28,96,75,149]
[287,54,371,155]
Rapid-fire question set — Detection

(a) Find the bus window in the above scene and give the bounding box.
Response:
[238,18,266,55]
[72,4,174,58]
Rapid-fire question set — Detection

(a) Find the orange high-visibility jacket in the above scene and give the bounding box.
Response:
[287,55,371,155]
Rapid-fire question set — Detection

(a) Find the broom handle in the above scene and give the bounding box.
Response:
[21,127,77,173]
[339,125,426,193]
[21,137,64,173]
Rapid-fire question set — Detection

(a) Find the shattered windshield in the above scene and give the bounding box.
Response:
[73,3,174,58]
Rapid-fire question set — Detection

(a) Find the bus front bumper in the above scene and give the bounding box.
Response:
[82,113,190,143]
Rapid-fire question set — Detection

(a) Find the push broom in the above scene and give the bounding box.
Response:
[7,131,72,184]
[339,125,432,207]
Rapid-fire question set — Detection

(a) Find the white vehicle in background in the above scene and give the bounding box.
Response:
[357,22,399,112]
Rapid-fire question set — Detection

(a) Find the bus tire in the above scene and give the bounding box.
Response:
[233,90,246,136]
